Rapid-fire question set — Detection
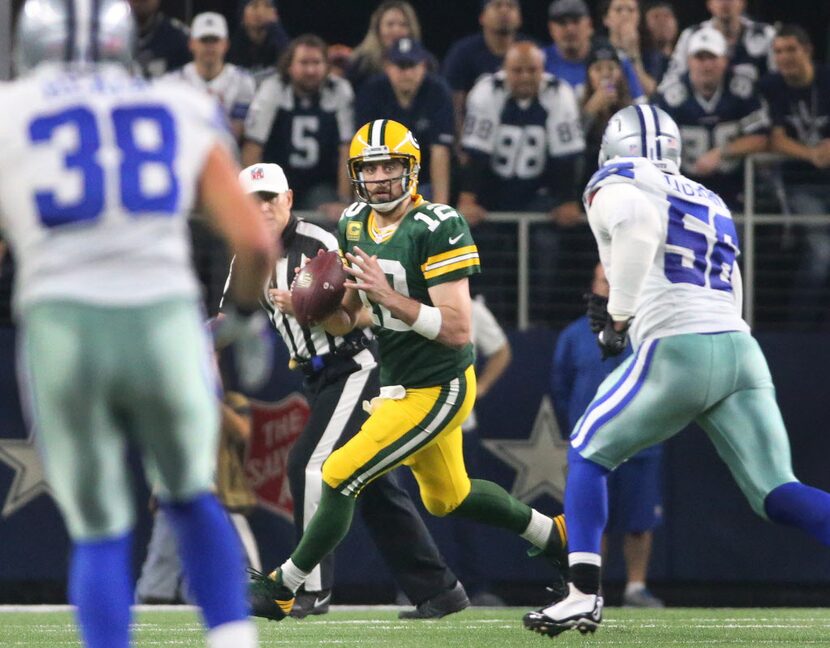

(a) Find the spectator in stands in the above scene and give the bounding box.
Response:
[227,0,291,78]
[761,24,830,327]
[656,27,769,209]
[129,0,190,78]
[580,42,637,185]
[355,38,453,204]
[543,0,644,102]
[663,0,775,87]
[600,0,656,97]
[243,35,353,220]
[551,263,664,609]
[458,41,585,323]
[642,1,678,84]
[165,13,257,142]
[347,1,431,95]
[443,0,528,150]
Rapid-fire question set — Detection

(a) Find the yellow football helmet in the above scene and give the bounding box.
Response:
[348,119,421,212]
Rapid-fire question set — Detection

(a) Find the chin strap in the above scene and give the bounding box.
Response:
[368,192,411,213]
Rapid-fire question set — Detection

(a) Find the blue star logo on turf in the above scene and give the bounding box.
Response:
[0,432,52,518]
[482,396,569,504]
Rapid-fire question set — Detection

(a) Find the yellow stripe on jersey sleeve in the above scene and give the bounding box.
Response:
[422,255,481,280]
[421,245,478,272]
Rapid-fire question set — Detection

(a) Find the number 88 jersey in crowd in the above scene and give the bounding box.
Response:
[583,156,750,349]
[0,64,229,314]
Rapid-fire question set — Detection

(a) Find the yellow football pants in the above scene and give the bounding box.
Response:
[322,365,476,516]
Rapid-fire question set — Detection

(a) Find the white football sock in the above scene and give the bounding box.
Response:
[206,620,257,648]
[520,509,554,548]
[280,558,309,593]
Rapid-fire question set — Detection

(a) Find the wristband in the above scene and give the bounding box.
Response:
[411,304,442,340]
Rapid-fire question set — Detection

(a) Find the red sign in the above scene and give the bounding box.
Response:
[245,393,309,521]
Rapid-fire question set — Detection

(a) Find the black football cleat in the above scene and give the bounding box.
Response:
[523,584,603,638]
[248,567,295,622]
[398,581,470,619]
[290,588,331,619]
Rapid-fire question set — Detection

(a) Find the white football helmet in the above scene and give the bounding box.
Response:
[599,105,682,173]
[15,0,135,75]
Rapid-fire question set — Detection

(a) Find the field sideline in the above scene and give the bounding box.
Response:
[1,606,830,647]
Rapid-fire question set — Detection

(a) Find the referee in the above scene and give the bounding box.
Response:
[232,163,469,619]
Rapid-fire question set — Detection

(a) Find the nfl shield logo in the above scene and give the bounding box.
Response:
[251,167,265,180]
[244,393,310,520]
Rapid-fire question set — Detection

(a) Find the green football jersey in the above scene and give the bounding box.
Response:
[338,197,481,388]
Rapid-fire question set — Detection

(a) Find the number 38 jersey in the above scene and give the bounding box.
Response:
[0,64,228,313]
[583,157,749,347]
[338,197,481,388]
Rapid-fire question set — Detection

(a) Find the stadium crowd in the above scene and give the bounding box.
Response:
[112,0,829,329]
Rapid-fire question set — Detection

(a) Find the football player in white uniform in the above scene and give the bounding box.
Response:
[0,2,274,647]
[523,104,830,638]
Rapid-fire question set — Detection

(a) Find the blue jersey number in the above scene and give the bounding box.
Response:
[664,195,738,291]
[28,105,179,227]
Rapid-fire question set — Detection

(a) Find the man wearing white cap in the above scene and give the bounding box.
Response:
[165,12,256,141]
[661,0,775,88]
[232,164,470,620]
[656,26,768,208]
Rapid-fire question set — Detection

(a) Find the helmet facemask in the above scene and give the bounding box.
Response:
[348,150,420,213]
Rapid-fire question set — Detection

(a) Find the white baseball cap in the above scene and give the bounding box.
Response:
[191,12,228,40]
[688,27,727,57]
[239,163,290,194]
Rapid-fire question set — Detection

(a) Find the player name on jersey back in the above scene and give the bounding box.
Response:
[0,64,227,312]
[585,157,750,347]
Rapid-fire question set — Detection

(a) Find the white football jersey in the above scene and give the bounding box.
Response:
[0,63,229,312]
[462,70,585,162]
[584,157,750,348]
[165,62,256,122]
[244,73,354,146]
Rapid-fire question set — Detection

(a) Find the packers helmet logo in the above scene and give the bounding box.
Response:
[346,221,363,241]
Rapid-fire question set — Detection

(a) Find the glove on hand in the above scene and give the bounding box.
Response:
[597,318,630,360]
[584,292,609,334]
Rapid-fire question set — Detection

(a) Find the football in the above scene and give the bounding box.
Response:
[291,250,347,326]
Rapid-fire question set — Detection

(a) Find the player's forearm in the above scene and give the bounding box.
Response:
[382,291,470,349]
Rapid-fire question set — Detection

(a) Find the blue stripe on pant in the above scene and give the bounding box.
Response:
[570,339,659,452]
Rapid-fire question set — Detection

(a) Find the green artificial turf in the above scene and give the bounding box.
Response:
[1,606,830,647]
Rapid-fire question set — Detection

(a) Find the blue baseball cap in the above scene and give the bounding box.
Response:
[386,37,428,66]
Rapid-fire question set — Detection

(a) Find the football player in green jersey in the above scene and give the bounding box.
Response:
[249,120,567,620]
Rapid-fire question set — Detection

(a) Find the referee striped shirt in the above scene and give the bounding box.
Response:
[224,215,368,362]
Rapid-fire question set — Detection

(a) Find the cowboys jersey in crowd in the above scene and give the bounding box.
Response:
[656,70,769,206]
[462,71,584,210]
[663,17,775,87]
[165,62,256,124]
[244,74,353,198]
[760,64,830,185]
